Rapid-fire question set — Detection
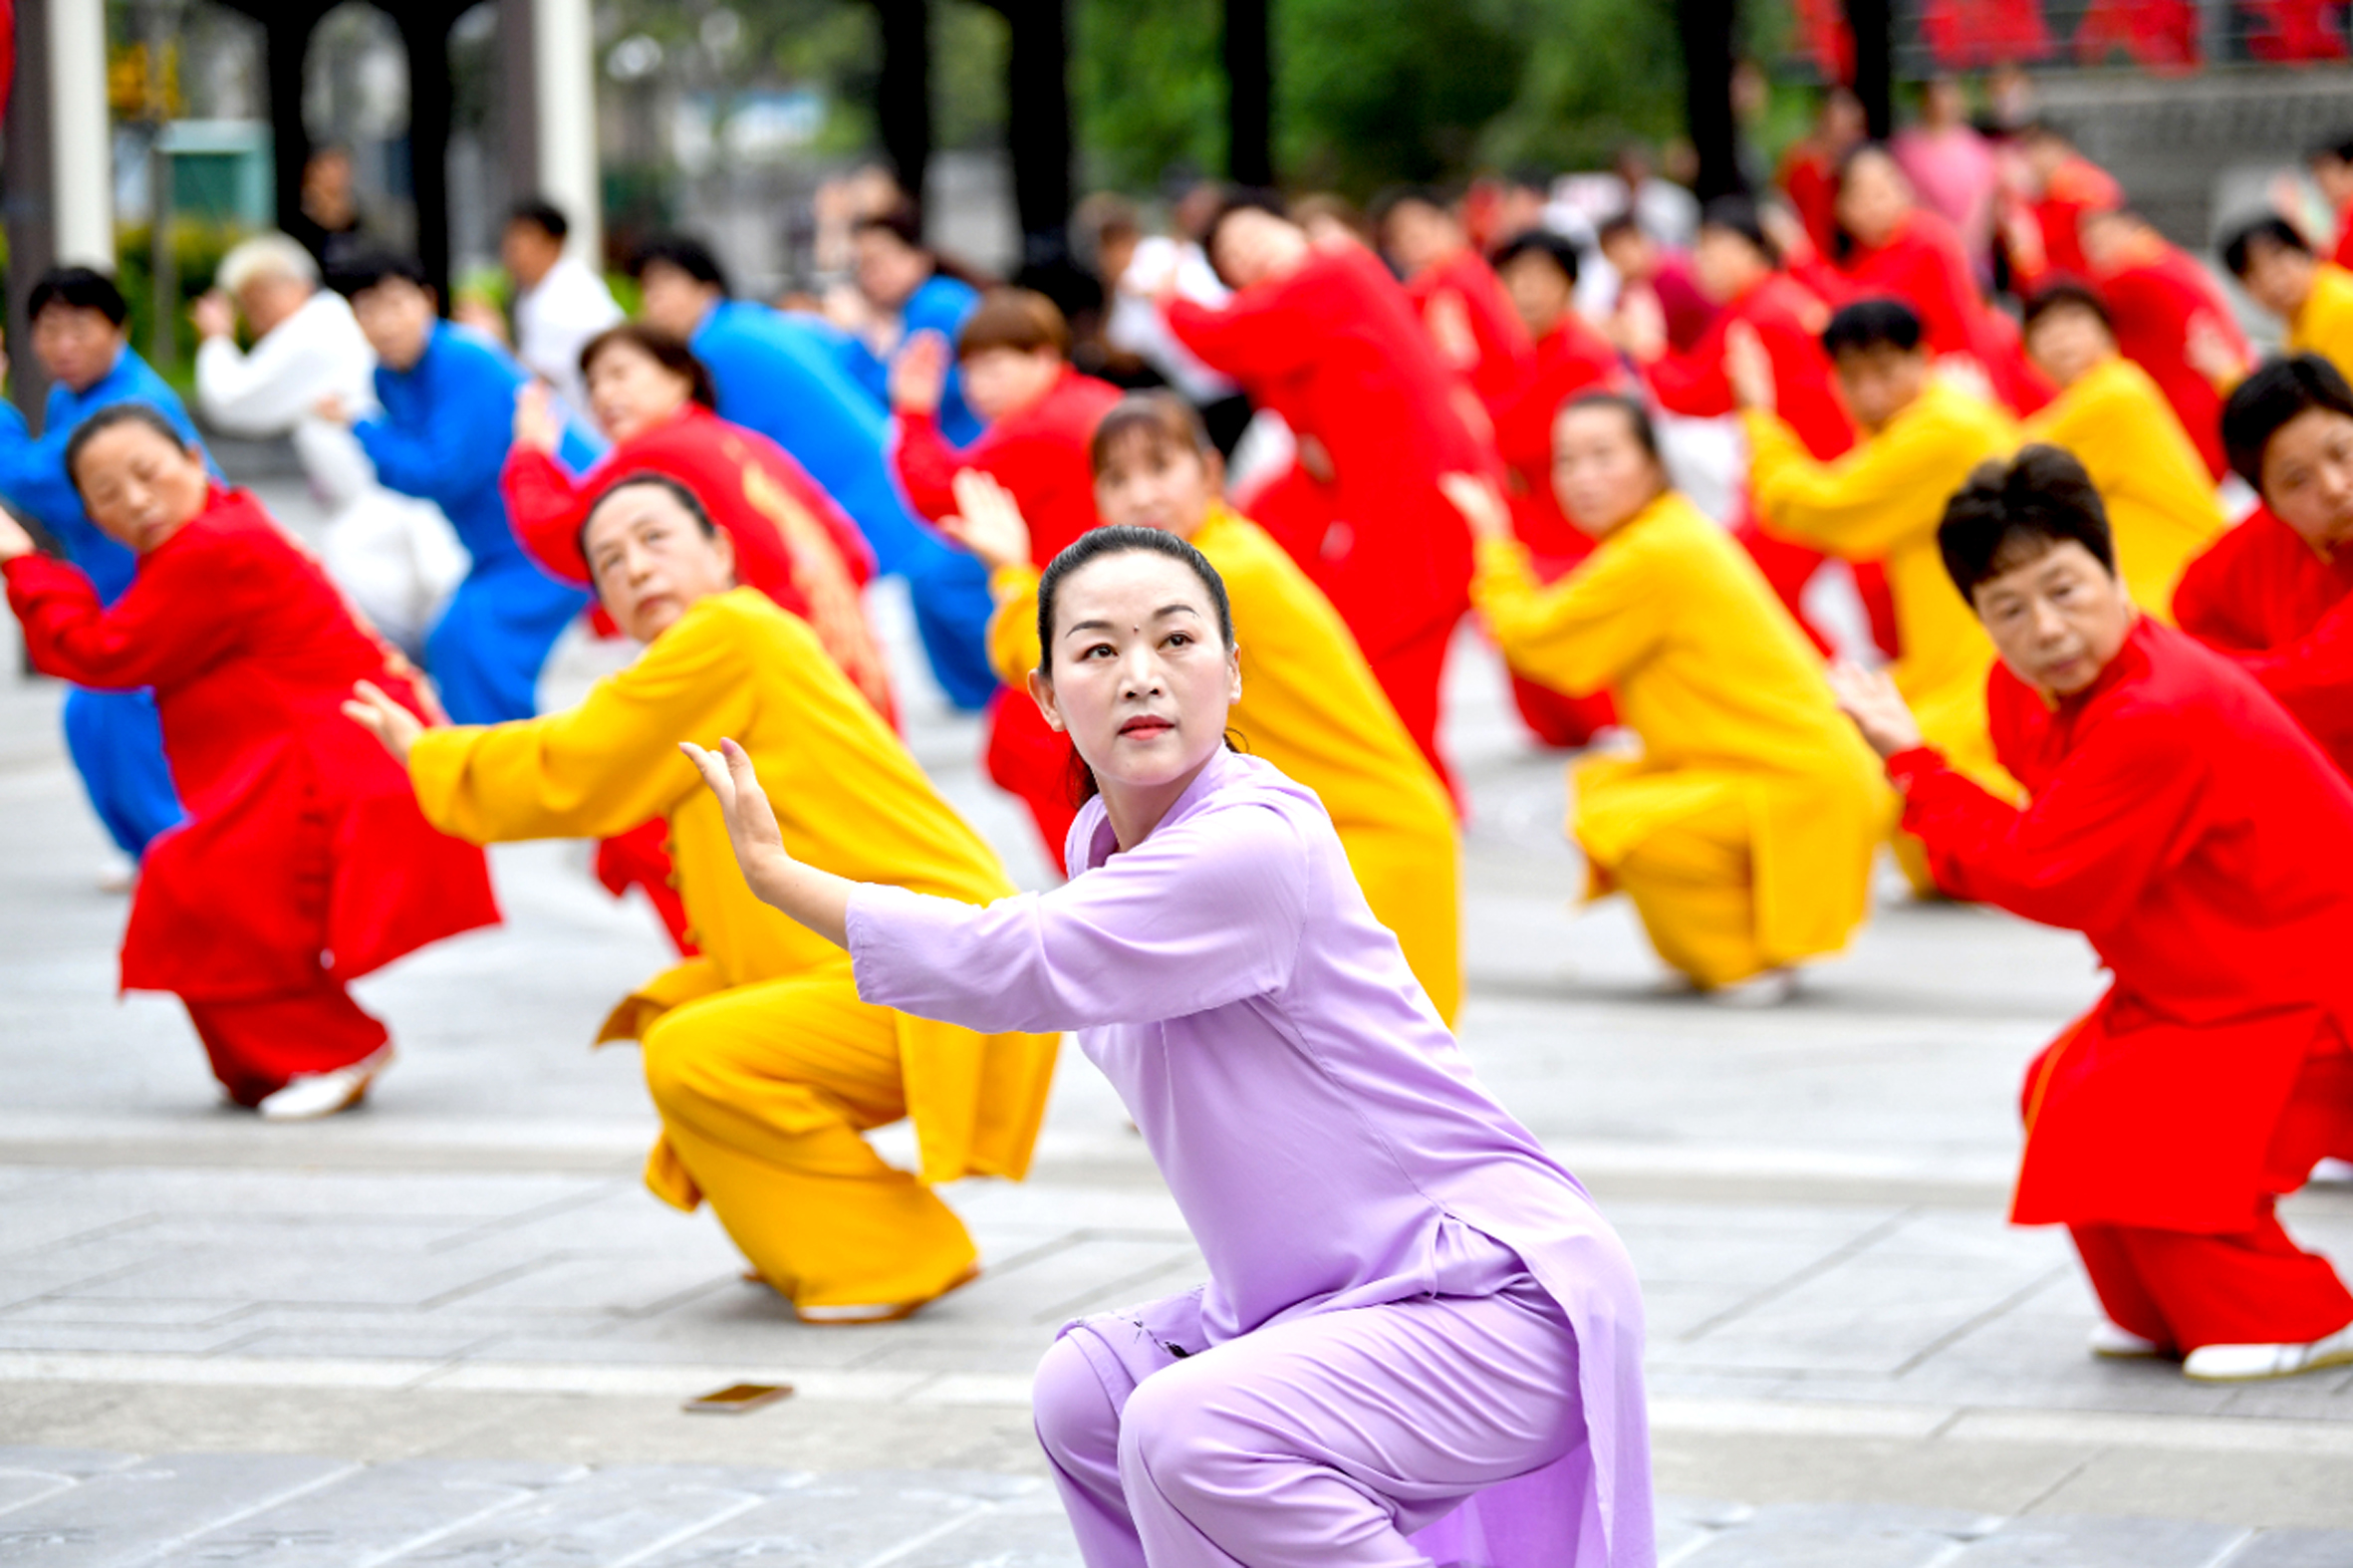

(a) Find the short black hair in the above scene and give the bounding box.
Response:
[1490,228,1581,287]
[2222,215,2311,281]
[1938,445,2116,601]
[1596,211,1645,245]
[328,252,431,299]
[28,267,129,328]
[1821,298,1925,358]
[2021,280,2112,336]
[1560,392,1661,461]
[579,323,718,410]
[506,197,570,242]
[577,470,722,574]
[1699,195,1777,266]
[852,199,925,250]
[64,402,190,497]
[2307,132,2353,167]
[626,233,731,295]
[2222,353,2353,490]
[1370,184,1451,230]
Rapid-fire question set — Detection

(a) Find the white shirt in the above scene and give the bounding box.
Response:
[514,254,624,414]
[1108,236,1239,404]
[194,288,383,510]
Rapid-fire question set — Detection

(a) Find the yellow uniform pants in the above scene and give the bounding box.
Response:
[1604,795,1767,990]
[639,965,977,1310]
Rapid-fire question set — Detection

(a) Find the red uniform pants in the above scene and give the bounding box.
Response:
[183,977,390,1108]
[1365,615,1462,808]
[2070,1046,2353,1352]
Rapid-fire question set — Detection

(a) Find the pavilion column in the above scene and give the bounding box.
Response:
[4,0,116,419]
[1679,0,1743,198]
[996,0,1073,262]
[527,0,601,263]
[1845,0,1893,139]
[397,12,456,304]
[1222,0,1272,186]
[872,0,932,214]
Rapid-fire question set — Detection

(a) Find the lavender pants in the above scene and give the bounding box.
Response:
[1032,1282,1597,1568]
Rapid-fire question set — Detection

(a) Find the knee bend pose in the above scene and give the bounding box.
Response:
[349,475,1056,1322]
[685,525,1653,1565]
[1831,445,2353,1383]
[947,391,1463,1026]
[1447,394,1887,1006]
[0,405,497,1117]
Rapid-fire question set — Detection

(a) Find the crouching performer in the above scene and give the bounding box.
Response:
[1833,445,2353,1383]
[0,405,497,1116]
[683,524,1654,1565]
[347,473,1056,1322]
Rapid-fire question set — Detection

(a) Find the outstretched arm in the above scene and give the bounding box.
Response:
[681,737,854,947]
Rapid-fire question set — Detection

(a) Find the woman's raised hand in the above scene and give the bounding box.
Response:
[1438,473,1514,545]
[342,679,424,762]
[1723,321,1776,413]
[0,512,38,563]
[890,331,951,415]
[1826,660,1923,760]
[939,469,1033,574]
[512,382,564,453]
[681,736,793,889]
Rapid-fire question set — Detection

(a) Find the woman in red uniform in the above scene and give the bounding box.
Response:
[892,289,1124,857]
[502,322,893,948]
[0,404,498,1117]
[1835,446,2353,1383]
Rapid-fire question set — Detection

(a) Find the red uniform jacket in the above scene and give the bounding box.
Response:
[502,403,891,721]
[895,366,1123,856]
[1892,618,2353,1232]
[1800,209,2051,412]
[3,488,498,1000]
[2027,156,2124,282]
[895,368,1124,565]
[2095,242,2247,481]
[1405,248,1533,417]
[1168,244,1492,658]
[1494,315,1625,560]
[2173,505,2353,777]
[1645,273,1851,459]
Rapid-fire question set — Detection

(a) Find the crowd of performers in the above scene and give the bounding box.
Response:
[10,111,2353,1557]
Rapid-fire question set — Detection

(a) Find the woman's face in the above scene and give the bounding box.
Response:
[2259,405,2353,553]
[1093,434,1218,538]
[1551,404,1665,538]
[72,422,210,553]
[1835,150,1912,250]
[586,341,694,443]
[1030,551,1239,800]
[582,484,737,643]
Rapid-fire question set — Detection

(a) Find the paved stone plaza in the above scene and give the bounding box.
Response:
[1,480,2348,1564]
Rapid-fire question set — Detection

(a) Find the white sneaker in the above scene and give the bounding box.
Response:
[95,858,136,895]
[1704,969,1797,1009]
[792,1262,980,1326]
[2309,1158,2353,1185]
[2182,1322,2353,1383]
[257,1046,392,1121]
[2088,1320,2164,1359]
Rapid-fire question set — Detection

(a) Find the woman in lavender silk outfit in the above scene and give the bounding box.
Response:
[681,526,1654,1568]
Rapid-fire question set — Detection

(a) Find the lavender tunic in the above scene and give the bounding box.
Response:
[848,748,1653,1565]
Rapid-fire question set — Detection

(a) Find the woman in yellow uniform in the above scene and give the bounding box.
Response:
[1445,393,1887,1004]
[1732,298,2019,893]
[945,392,1463,1024]
[2019,283,2226,623]
[345,473,1056,1323]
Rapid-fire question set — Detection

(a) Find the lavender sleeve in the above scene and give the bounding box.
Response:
[846,802,1310,1034]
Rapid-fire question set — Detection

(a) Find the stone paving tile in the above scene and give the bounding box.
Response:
[0,1451,353,1564]
[153,1457,583,1566]
[2231,1531,2353,1567]
[1670,1500,1997,1565]
[628,1469,1045,1567]
[386,1463,810,1567]
[1944,1513,2251,1565]
[435,1255,745,1321]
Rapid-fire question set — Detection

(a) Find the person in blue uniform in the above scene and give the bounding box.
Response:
[629,234,996,710]
[322,255,592,725]
[0,267,195,859]
[844,203,984,446]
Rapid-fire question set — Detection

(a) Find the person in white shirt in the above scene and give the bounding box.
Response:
[503,197,623,417]
[192,233,462,655]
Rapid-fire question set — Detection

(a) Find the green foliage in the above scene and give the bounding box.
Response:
[1073,0,1227,191]
[113,219,244,385]
[934,1,1011,150]
[1275,0,1523,194]
[1473,0,1687,175]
